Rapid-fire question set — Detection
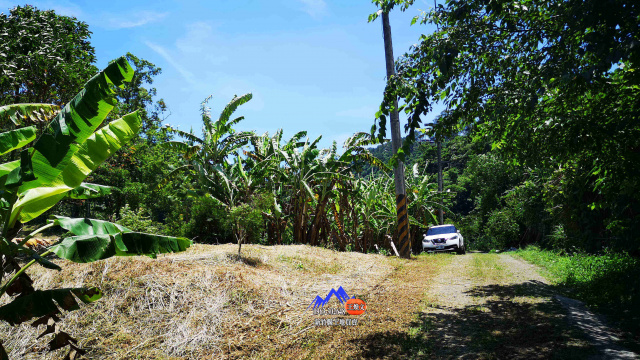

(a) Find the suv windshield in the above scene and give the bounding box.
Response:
[426,226,457,236]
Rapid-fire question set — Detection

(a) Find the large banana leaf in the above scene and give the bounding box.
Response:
[218,93,252,126]
[0,104,60,127]
[0,287,102,326]
[48,216,191,262]
[163,126,203,144]
[52,232,192,263]
[0,126,36,156]
[18,57,134,196]
[11,112,141,224]
[5,149,36,188]
[52,216,130,235]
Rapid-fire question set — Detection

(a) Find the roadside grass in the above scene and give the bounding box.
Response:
[515,246,640,345]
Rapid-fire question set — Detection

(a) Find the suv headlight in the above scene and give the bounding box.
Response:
[447,235,459,241]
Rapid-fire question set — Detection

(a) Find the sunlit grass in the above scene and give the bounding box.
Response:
[515,246,640,343]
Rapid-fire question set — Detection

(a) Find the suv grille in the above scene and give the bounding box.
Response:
[432,238,446,244]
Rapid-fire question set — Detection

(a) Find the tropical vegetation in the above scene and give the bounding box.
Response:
[1,1,640,357]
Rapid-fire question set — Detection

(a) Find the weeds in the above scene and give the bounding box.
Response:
[515,246,640,337]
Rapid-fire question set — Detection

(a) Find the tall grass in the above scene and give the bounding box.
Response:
[516,246,640,335]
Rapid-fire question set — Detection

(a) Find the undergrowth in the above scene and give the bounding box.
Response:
[515,246,640,337]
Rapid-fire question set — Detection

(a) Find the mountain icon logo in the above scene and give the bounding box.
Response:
[306,286,353,310]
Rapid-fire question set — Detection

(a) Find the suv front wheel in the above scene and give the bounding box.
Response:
[457,243,466,255]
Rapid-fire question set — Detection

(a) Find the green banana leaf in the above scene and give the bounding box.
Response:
[159,141,201,159]
[0,103,60,127]
[0,287,102,326]
[0,160,19,176]
[5,150,36,188]
[52,232,192,263]
[218,93,252,124]
[65,183,113,200]
[12,112,141,223]
[17,57,134,197]
[0,126,36,156]
[51,216,131,235]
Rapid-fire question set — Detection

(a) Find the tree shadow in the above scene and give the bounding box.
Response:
[355,281,599,359]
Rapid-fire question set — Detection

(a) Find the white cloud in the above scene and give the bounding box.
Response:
[145,41,197,86]
[298,0,328,18]
[174,21,228,66]
[176,22,213,53]
[106,10,168,29]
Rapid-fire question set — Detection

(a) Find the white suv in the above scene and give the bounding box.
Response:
[422,224,465,254]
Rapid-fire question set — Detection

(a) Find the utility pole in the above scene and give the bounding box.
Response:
[382,11,411,258]
[433,0,444,226]
[437,139,443,225]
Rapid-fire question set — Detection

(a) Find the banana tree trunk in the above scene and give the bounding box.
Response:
[306,193,331,246]
[294,195,307,243]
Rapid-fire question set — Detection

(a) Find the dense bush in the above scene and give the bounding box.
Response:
[174,196,233,244]
[517,246,640,334]
[117,204,166,235]
[485,209,519,250]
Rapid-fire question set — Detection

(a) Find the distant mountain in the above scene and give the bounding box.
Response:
[306,286,352,310]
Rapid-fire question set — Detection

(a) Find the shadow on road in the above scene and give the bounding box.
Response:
[355,281,598,359]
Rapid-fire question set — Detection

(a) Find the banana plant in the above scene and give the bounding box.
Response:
[157,94,254,203]
[0,57,191,360]
[245,130,306,244]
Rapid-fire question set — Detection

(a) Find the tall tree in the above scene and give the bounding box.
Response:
[0,5,97,106]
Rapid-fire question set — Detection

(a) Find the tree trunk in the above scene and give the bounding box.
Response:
[382,11,411,258]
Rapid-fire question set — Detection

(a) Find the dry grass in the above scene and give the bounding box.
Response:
[4,248,597,359]
[0,244,401,359]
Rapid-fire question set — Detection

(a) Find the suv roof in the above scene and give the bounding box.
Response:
[430,224,455,228]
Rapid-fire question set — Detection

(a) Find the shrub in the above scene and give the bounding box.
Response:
[117,204,166,235]
[516,246,640,335]
[179,196,233,244]
[485,209,519,249]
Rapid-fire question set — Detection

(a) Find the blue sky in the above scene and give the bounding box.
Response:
[1,0,442,150]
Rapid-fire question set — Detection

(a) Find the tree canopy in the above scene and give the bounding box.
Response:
[0,5,97,106]
[372,0,640,250]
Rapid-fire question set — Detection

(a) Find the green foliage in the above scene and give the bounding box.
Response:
[517,246,640,334]
[373,0,640,253]
[0,58,190,359]
[87,53,177,224]
[117,204,166,235]
[0,5,97,106]
[177,196,233,244]
[157,94,253,207]
[484,210,518,250]
[230,203,263,243]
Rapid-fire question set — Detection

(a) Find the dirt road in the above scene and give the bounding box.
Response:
[277,252,637,359]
